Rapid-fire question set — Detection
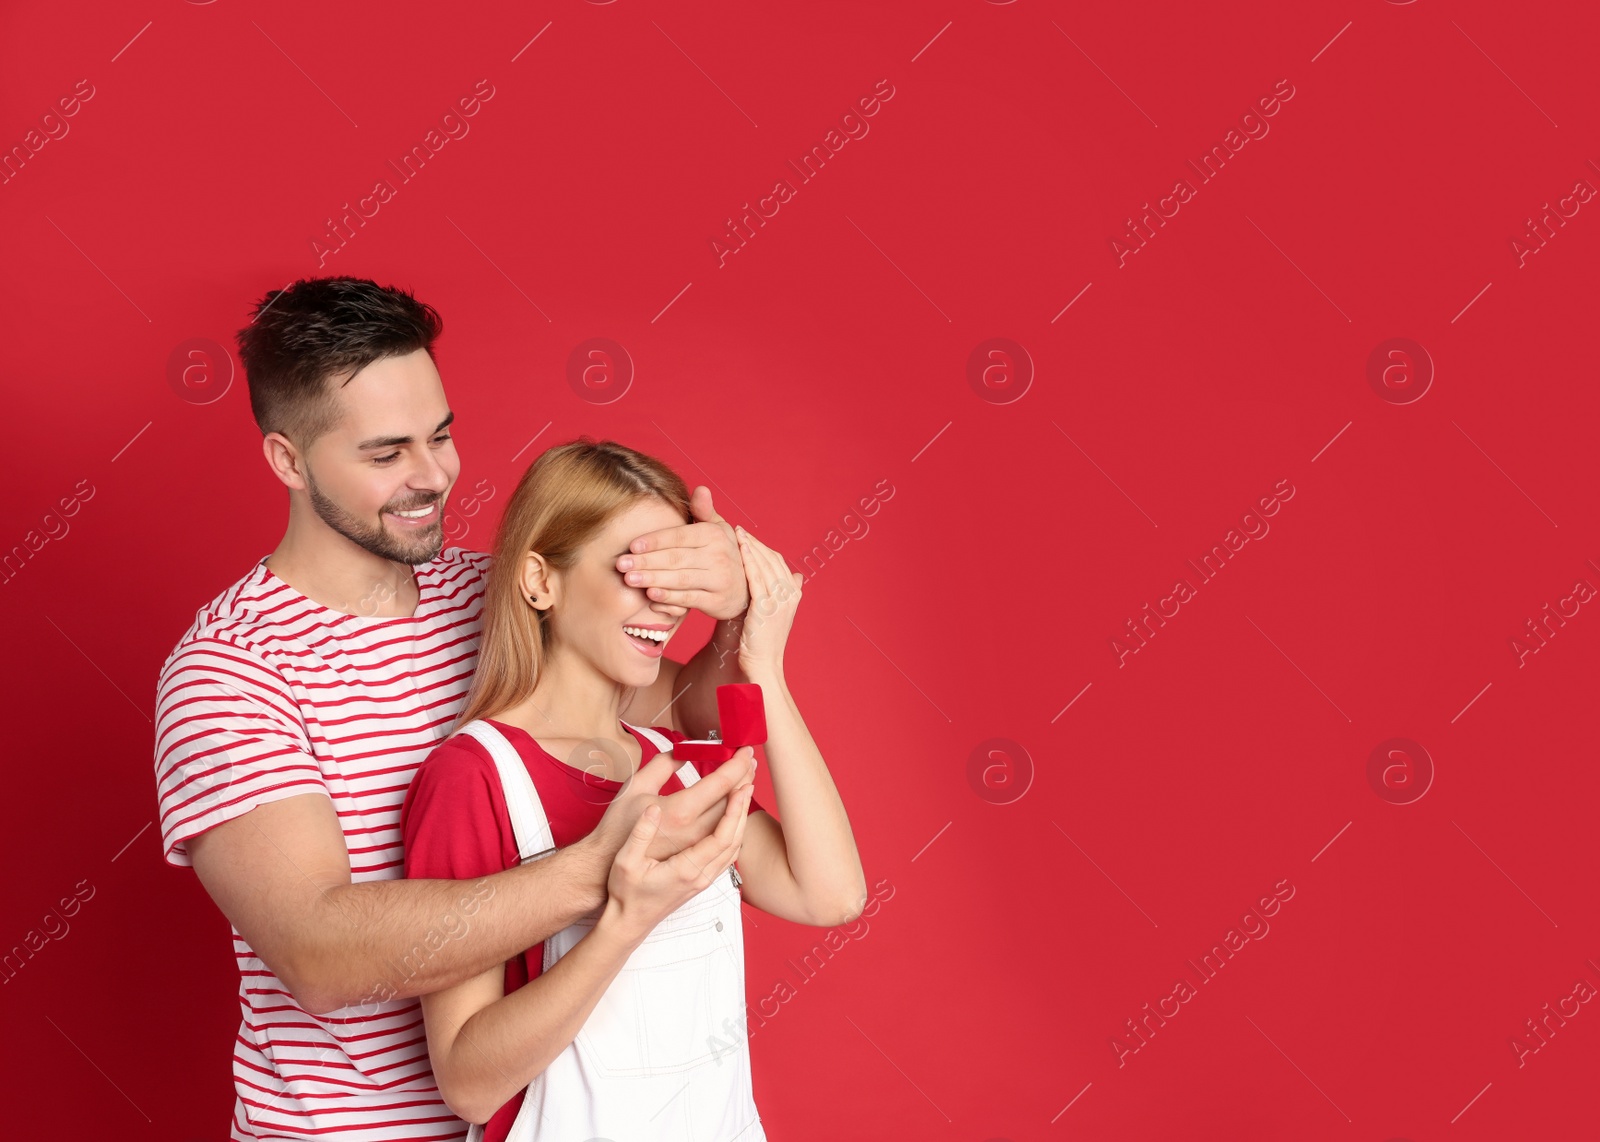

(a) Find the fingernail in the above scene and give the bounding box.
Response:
[617,556,634,570]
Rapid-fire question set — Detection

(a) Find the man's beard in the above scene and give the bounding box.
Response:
[306,467,444,566]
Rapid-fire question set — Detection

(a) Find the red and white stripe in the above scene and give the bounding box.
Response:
[155,547,491,1140]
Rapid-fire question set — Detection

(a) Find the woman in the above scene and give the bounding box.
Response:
[400,437,866,1141]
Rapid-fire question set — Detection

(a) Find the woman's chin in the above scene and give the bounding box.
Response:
[609,656,661,690]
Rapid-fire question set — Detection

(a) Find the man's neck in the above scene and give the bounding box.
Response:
[266,520,423,620]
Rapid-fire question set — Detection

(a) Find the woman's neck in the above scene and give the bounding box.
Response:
[502,648,636,740]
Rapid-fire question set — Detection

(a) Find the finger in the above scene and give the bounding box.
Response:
[689,486,724,524]
[626,521,718,558]
[739,534,784,604]
[675,782,753,881]
[700,790,753,884]
[642,585,723,610]
[757,535,795,592]
[735,528,768,602]
[737,525,780,583]
[623,804,662,862]
[723,785,757,873]
[748,533,784,596]
[625,565,713,590]
[728,785,754,849]
[720,780,756,844]
[621,548,703,577]
[768,551,800,605]
[659,747,755,823]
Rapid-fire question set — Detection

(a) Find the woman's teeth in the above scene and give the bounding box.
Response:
[623,626,669,644]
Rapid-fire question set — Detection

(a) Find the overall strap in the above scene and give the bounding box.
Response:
[621,721,700,787]
[454,721,557,862]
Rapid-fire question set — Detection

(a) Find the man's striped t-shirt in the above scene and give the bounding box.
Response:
[154,547,490,1141]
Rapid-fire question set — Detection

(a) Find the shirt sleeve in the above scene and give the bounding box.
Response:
[401,737,514,882]
[154,637,327,868]
[656,727,766,816]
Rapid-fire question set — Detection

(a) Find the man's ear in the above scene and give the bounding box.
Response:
[263,432,307,491]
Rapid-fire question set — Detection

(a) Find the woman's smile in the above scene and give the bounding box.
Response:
[622,622,673,658]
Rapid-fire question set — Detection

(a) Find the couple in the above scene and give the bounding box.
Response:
[153,276,865,1141]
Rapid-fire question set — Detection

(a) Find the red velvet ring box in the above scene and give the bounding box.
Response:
[671,683,767,763]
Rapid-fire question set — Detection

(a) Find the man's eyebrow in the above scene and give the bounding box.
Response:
[356,410,455,451]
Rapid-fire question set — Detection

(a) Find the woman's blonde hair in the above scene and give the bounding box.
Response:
[452,436,691,732]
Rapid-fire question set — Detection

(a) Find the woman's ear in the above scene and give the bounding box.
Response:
[522,551,554,609]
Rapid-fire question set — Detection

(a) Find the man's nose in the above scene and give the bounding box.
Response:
[412,447,452,491]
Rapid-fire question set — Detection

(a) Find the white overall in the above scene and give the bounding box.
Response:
[455,719,765,1142]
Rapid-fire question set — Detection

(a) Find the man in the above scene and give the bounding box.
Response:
[153,276,755,1140]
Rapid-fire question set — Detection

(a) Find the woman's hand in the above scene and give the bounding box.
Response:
[732,525,803,676]
[603,779,754,943]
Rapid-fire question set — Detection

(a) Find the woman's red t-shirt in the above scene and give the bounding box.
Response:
[399,719,762,1142]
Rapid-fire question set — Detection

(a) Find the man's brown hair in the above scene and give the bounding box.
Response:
[236,276,443,447]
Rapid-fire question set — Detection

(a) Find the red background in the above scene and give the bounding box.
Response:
[4,1,1599,1139]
